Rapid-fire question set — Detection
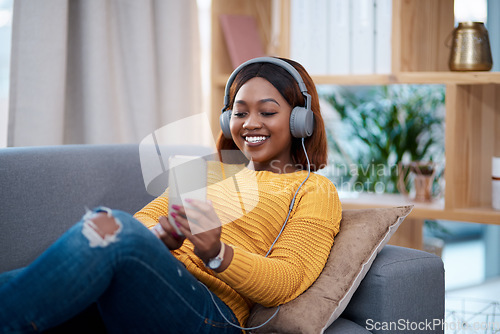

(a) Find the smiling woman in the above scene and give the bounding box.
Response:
[217,57,328,174]
[0,56,341,333]
[230,77,295,173]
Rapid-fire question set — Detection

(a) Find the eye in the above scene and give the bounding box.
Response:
[261,111,277,117]
[232,110,247,118]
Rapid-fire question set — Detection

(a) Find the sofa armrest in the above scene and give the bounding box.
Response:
[340,245,445,334]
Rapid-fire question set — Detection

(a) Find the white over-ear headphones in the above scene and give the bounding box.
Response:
[220,57,315,139]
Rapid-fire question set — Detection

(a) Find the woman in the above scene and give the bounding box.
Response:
[0,57,341,333]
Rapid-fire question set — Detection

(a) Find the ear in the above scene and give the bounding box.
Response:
[289,107,314,138]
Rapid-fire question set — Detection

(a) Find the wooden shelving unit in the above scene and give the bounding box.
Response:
[210,0,500,233]
[311,72,500,86]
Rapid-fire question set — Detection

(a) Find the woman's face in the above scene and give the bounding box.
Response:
[229,77,295,173]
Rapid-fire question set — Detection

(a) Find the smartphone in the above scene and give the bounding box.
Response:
[168,155,207,236]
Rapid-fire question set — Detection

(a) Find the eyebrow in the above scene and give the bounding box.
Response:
[234,98,281,106]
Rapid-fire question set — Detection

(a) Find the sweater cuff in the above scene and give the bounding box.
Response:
[216,246,255,288]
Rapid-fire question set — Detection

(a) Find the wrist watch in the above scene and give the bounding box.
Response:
[206,241,225,270]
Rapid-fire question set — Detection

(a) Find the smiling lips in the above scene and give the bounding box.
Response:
[245,136,269,145]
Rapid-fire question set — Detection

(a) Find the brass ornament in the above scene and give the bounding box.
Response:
[449,22,493,71]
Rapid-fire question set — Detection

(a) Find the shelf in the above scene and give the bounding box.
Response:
[312,74,397,86]
[215,72,500,88]
[340,193,500,224]
[340,193,444,218]
[312,72,500,86]
[396,72,500,85]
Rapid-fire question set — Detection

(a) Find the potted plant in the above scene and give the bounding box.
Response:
[319,84,447,255]
[398,161,438,202]
[319,84,445,196]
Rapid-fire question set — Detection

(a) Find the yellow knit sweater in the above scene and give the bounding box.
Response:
[133,163,342,327]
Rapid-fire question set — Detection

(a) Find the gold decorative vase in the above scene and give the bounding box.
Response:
[449,22,493,71]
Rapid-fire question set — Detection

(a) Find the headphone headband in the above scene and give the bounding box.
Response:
[219,57,314,139]
[221,57,310,113]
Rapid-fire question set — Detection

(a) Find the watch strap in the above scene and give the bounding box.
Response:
[206,241,225,269]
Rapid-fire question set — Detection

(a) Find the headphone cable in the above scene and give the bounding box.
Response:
[265,138,310,257]
[206,138,311,330]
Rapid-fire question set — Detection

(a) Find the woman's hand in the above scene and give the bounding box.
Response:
[171,199,232,270]
[153,216,186,250]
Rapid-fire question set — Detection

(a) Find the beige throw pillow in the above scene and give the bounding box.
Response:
[247,205,414,334]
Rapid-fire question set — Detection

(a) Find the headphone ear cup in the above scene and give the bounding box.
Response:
[290,107,315,138]
[220,110,233,139]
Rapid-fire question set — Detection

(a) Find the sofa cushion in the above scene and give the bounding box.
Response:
[342,245,445,333]
[247,206,413,334]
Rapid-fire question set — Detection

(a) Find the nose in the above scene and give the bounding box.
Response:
[242,113,262,130]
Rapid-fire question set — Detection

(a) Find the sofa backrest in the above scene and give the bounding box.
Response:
[0,144,211,272]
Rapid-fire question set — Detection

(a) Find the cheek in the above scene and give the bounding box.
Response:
[229,117,239,137]
[229,117,244,147]
[274,116,291,135]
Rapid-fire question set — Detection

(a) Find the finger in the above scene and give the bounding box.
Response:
[173,218,196,242]
[158,215,169,229]
[171,212,192,236]
[182,206,204,221]
[185,199,220,225]
[159,216,182,239]
[171,204,186,217]
[176,216,218,240]
[173,204,211,229]
[172,216,203,245]
[171,213,215,246]
[159,216,174,233]
[185,206,221,233]
[180,208,209,233]
[152,223,167,238]
[185,198,213,212]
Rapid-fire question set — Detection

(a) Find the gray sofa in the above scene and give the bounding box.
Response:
[0,144,445,333]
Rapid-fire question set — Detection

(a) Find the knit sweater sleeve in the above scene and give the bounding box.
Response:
[217,176,341,307]
[133,192,169,229]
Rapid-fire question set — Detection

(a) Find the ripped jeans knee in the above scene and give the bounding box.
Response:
[82,207,123,248]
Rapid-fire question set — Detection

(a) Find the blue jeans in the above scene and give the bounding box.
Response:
[0,208,242,334]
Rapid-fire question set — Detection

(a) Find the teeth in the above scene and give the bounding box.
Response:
[246,136,267,143]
